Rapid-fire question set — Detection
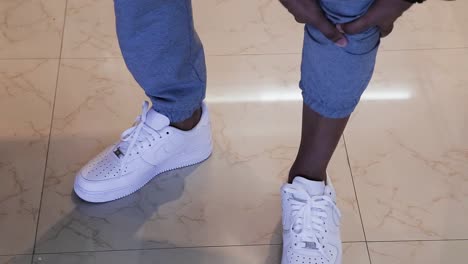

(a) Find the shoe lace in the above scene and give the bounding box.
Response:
[283,185,341,259]
[119,102,161,168]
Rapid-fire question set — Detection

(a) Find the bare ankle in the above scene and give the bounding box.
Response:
[170,107,202,131]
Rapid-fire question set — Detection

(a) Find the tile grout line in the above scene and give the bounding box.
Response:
[205,46,468,56]
[342,135,373,264]
[0,45,468,61]
[367,238,468,243]
[380,46,468,52]
[30,0,69,262]
[0,253,33,257]
[27,238,468,256]
[30,241,366,256]
[34,244,282,256]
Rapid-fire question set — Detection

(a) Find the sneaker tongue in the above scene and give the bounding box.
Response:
[293,177,325,197]
[145,108,170,130]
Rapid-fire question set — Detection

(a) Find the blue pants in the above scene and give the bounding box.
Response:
[114,0,379,122]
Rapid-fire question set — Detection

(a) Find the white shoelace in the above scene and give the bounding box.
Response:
[283,185,341,259]
[119,102,161,169]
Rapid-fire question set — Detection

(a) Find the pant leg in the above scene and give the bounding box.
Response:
[300,0,379,119]
[114,0,206,122]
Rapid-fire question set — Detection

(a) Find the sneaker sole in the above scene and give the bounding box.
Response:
[74,145,212,203]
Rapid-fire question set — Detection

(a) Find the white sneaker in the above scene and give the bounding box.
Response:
[74,101,213,203]
[281,177,342,264]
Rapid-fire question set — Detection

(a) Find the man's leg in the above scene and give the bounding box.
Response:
[289,1,379,183]
[281,2,378,264]
[73,0,212,203]
[115,0,206,128]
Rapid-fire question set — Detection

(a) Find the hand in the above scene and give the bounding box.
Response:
[279,0,348,47]
[340,0,413,38]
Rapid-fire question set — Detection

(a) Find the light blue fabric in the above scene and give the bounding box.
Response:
[114,0,379,121]
[115,0,206,122]
[301,0,380,118]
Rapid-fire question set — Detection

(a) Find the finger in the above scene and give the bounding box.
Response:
[340,11,376,35]
[308,11,348,47]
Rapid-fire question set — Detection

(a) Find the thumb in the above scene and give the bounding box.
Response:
[379,23,394,38]
[341,13,374,35]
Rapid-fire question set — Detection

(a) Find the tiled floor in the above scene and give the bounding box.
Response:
[0,0,467,263]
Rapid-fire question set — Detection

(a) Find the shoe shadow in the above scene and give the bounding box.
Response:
[32,163,283,264]
[32,164,219,263]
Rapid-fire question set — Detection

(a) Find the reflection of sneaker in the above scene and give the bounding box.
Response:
[281,177,342,264]
[74,101,213,203]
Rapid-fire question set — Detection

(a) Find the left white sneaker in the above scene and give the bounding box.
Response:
[281,177,342,264]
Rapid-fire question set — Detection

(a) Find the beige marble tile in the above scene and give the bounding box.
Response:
[0,59,58,254]
[368,240,468,264]
[32,243,368,264]
[35,55,363,253]
[0,0,66,58]
[345,49,468,241]
[382,0,468,51]
[61,0,121,58]
[0,255,32,264]
[194,0,303,55]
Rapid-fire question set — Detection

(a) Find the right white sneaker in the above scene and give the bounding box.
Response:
[281,177,343,264]
[74,101,213,203]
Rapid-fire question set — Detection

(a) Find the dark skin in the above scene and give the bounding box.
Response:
[171,107,202,131]
[279,0,348,47]
[280,0,414,182]
[288,104,349,183]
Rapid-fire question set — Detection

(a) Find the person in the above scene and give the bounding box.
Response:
[73,0,425,263]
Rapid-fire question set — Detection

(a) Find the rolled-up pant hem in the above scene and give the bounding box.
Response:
[302,91,356,119]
